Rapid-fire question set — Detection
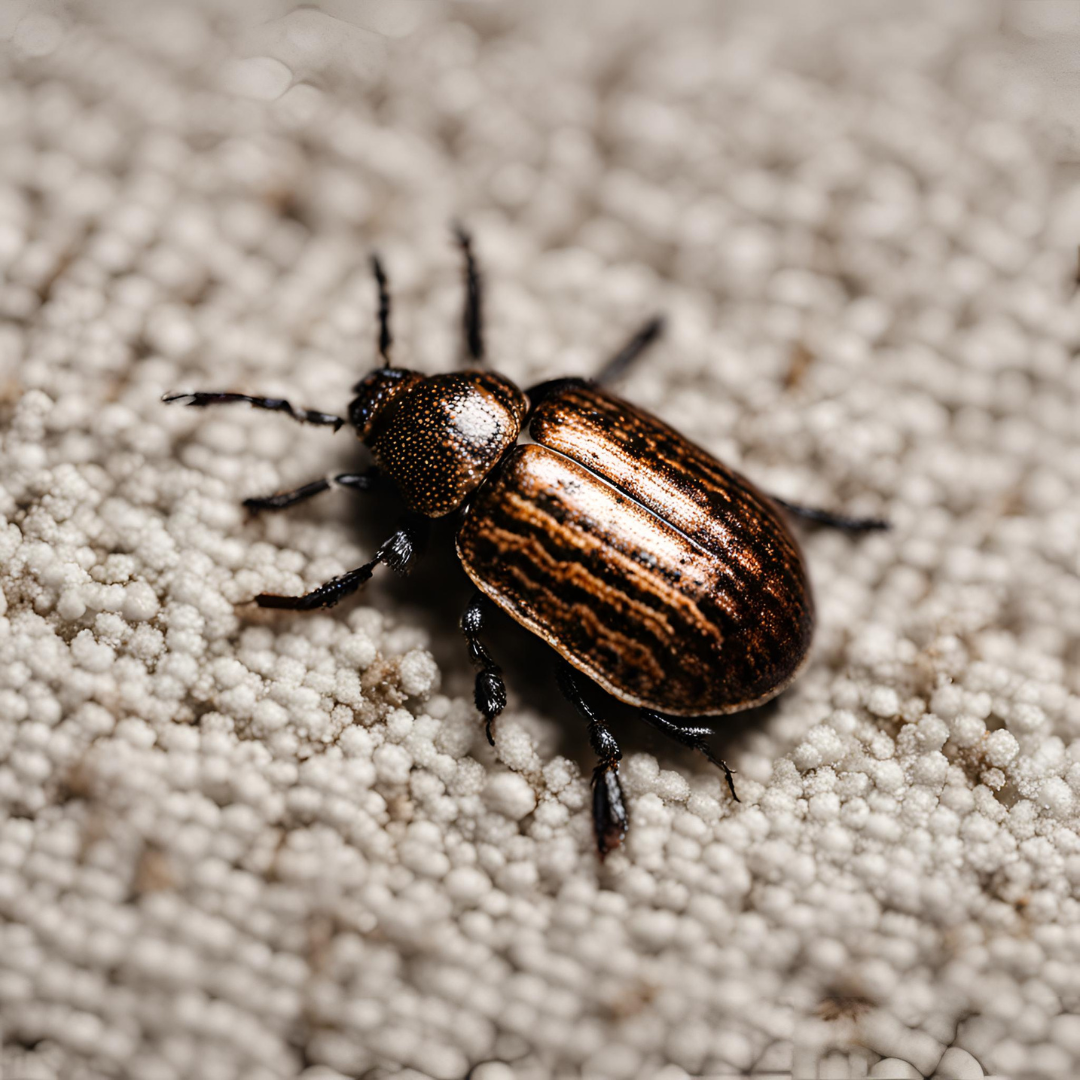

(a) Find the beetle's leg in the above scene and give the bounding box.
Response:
[770,496,889,533]
[460,592,507,747]
[371,254,393,363]
[255,515,427,611]
[453,223,484,363]
[639,710,740,803]
[243,469,382,514]
[593,316,665,386]
[556,661,628,858]
[162,392,346,431]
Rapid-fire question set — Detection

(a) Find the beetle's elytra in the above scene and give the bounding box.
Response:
[458,382,814,718]
[164,228,885,857]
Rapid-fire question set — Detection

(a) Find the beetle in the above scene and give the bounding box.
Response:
[164,228,885,857]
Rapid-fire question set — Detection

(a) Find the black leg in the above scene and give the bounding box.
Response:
[371,254,392,364]
[593,316,665,386]
[639,710,739,802]
[162,393,345,432]
[243,469,382,514]
[461,592,507,747]
[453,223,484,363]
[556,661,628,858]
[255,515,427,611]
[245,478,329,513]
[771,497,888,533]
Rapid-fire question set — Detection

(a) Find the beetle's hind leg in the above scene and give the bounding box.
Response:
[556,661,628,858]
[243,469,382,514]
[639,710,740,803]
[461,592,507,746]
[162,392,346,431]
[255,515,427,611]
[770,496,889,533]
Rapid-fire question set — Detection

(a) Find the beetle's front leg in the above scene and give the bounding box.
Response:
[255,515,427,611]
[639,710,739,802]
[162,392,346,431]
[461,592,507,746]
[556,661,628,858]
[770,496,888,533]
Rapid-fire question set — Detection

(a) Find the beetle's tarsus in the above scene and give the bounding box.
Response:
[556,661,628,856]
[592,764,629,859]
[639,709,740,802]
[771,496,889,533]
[256,563,376,610]
[462,593,507,745]
[162,392,345,431]
[475,670,506,744]
[254,516,426,611]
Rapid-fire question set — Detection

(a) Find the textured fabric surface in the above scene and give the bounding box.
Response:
[2,3,1080,1078]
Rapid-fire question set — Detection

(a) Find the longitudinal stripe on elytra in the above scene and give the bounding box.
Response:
[478,508,713,650]
[500,566,672,687]
[473,498,793,651]
[479,517,686,644]
[493,490,730,633]
[530,389,808,612]
[542,389,790,558]
[474,537,682,693]
[494,486,734,643]
[460,538,720,704]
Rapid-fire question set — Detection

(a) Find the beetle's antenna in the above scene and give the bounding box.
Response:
[594,315,665,386]
[453,223,484,364]
[371,254,393,364]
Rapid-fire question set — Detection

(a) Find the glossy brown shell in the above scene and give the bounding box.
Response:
[366,371,528,517]
[456,382,814,716]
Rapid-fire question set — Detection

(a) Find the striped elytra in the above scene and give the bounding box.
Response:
[457,380,813,716]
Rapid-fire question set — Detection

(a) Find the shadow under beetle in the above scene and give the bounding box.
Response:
[164,228,886,858]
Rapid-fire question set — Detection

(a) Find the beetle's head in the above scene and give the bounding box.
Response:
[348,367,424,443]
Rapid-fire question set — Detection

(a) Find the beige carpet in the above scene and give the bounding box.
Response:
[2,2,1079,1078]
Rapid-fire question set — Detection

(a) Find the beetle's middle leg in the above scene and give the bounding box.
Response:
[255,515,427,611]
[461,592,507,747]
[639,710,740,802]
[556,661,628,858]
[243,469,382,514]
